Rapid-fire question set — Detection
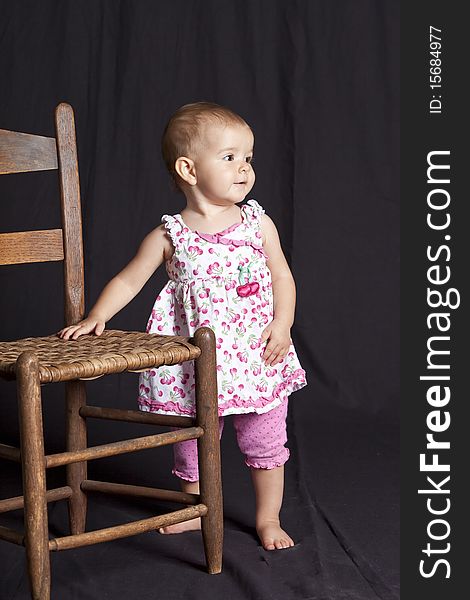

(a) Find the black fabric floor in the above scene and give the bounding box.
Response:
[0,387,398,600]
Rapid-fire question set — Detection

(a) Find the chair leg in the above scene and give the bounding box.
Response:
[17,352,51,600]
[194,327,223,574]
[65,380,88,534]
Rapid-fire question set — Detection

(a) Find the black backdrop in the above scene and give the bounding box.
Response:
[0,1,399,599]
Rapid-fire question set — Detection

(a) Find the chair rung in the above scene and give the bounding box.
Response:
[49,503,208,551]
[0,486,73,514]
[0,525,24,545]
[80,405,196,428]
[45,427,204,468]
[81,479,200,505]
[0,443,21,462]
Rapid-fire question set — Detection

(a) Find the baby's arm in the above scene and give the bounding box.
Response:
[259,214,296,366]
[58,225,172,340]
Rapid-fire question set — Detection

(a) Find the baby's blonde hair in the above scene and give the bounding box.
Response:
[162,101,250,190]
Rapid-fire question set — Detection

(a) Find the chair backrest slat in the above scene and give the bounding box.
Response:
[0,129,57,174]
[0,103,85,327]
[0,229,64,265]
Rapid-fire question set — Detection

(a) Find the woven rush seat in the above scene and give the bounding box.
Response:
[0,330,201,383]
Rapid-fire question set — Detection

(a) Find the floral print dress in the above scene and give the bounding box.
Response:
[138,199,307,417]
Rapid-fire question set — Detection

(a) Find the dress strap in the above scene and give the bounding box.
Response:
[241,199,265,245]
[161,214,186,248]
[242,199,266,224]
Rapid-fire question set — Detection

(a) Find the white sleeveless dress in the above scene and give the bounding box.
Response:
[138,199,307,417]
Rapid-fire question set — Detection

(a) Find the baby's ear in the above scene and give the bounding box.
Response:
[174,156,197,185]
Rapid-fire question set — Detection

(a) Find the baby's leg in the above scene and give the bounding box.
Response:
[234,397,294,550]
[159,418,224,535]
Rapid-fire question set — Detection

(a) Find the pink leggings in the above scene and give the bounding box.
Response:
[173,397,289,482]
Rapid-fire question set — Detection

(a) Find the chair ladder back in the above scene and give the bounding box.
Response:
[54,103,85,327]
[0,126,63,265]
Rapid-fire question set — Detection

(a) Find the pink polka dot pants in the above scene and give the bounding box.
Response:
[172,396,289,482]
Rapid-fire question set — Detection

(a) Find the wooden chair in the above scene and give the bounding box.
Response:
[0,103,223,599]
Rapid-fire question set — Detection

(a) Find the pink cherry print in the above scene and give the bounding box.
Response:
[227,386,234,394]
[238,384,244,390]
[208,248,215,254]
[193,269,199,276]
[232,343,238,350]
[226,261,232,267]
[236,283,251,297]
[158,390,163,397]
[230,368,237,377]
[157,325,164,331]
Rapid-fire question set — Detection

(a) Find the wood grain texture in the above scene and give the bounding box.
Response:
[55,103,85,327]
[0,487,72,514]
[0,129,57,174]
[66,381,88,534]
[80,405,196,428]
[17,351,51,599]
[45,427,204,468]
[0,443,21,462]
[194,327,224,574]
[81,480,200,505]
[0,229,64,265]
[49,504,208,551]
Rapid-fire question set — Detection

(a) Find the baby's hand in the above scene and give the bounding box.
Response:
[260,319,292,366]
[57,316,106,340]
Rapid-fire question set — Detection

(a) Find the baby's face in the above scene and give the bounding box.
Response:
[191,122,255,204]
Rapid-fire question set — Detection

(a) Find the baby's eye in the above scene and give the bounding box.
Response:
[246,156,254,164]
[223,154,234,161]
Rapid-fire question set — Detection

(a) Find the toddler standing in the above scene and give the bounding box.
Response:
[58,102,307,550]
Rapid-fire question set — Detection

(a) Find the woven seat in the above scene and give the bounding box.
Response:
[0,330,201,382]
[0,104,223,600]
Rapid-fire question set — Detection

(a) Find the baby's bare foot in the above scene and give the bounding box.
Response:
[158,517,201,535]
[257,519,294,550]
